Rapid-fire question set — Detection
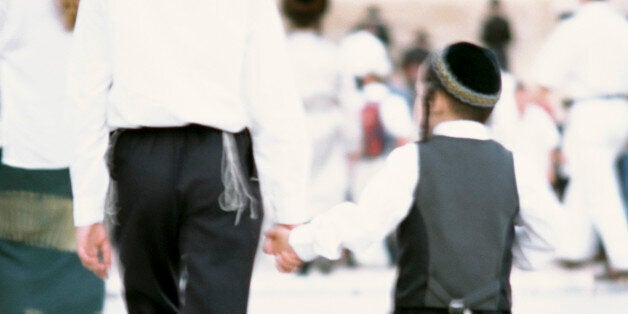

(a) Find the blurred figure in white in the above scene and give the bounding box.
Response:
[490,77,561,184]
[355,5,392,50]
[396,45,430,112]
[337,26,416,267]
[533,0,628,281]
[0,0,104,312]
[489,78,566,268]
[339,29,416,199]
[282,0,348,274]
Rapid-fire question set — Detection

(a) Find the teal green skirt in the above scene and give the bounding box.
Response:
[0,149,104,314]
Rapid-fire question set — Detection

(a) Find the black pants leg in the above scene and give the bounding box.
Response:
[111,125,263,314]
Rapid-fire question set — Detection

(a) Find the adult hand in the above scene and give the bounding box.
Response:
[263,224,303,273]
[76,223,112,279]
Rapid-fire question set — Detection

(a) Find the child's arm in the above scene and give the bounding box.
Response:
[286,143,419,264]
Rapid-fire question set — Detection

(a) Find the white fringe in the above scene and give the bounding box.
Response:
[219,132,259,225]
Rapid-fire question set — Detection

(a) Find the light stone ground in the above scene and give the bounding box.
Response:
[104,253,628,314]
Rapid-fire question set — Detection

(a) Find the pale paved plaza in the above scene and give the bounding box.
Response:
[104,253,628,314]
[248,256,628,314]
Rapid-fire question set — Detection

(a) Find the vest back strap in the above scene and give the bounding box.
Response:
[428,278,501,313]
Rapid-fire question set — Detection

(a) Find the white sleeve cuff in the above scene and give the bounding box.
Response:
[73,194,105,226]
[288,224,319,262]
[269,197,311,225]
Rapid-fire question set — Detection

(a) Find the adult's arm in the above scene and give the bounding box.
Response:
[243,0,310,225]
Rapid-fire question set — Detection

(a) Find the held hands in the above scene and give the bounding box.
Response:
[263,224,303,273]
[76,223,112,279]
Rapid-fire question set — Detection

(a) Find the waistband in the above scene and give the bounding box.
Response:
[113,123,246,134]
[108,124,256,226]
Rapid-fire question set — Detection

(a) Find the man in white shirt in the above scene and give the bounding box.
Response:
[533,0,628,279]
[265,42,555,313]
[68,1,309,313]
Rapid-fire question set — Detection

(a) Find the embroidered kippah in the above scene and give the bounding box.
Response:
[431,42,502,108]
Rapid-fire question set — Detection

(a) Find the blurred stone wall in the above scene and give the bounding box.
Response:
[284,0,628,83]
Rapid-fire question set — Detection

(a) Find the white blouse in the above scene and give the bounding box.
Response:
[0,0,76,169]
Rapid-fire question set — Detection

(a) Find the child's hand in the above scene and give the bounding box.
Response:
[263,225,303,273]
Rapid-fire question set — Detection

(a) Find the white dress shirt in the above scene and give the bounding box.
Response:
[533,1,628,98]
[290,120,556,270]
[68,0,309,226]
[0,0,76,169]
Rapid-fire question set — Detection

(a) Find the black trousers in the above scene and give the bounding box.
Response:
[110,125,263,314]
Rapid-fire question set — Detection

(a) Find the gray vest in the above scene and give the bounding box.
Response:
[394,136,518,313]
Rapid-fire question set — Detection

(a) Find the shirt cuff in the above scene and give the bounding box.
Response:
[270,198,311,225]
[73,194,105,226]
[288,224,319,262]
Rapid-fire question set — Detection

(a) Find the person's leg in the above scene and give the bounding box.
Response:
[111,129,184,313]
[557,105,600,263]
[178,127,263,314]
[584,102,628,271]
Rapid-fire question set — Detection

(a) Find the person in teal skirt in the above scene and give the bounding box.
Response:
[0,1,104,312]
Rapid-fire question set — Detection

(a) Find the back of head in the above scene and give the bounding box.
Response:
[282,0,329,28]
[420,42,502,139]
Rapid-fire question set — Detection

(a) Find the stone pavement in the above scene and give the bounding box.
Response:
[248,255,628,314]
[104,254,628,314]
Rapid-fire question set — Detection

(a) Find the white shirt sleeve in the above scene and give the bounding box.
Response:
[533,22,575,90]
[511,153,557,270]
[243,1,310,225]
[67,0,113,226]
[289,143,418,261]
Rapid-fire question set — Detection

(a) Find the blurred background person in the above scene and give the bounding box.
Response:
[0,0,104,312]
[396,42,430,112]
[489,79,565,267]
[480,0,513,71]
[533,0,628,281]
[337,23,417,267]
[282,0,349,275]
[355,5,392,50]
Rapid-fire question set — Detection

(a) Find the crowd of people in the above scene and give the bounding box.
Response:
[279,0,628,280]
[0,0,626,313]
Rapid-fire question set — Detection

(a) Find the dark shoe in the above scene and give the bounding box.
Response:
[557,260,588,269]
[595,269,628,282]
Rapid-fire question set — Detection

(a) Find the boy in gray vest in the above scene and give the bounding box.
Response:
[264,42,554,314]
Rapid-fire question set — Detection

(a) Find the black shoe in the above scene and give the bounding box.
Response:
[557,260,588,269]
[595,270,628,282]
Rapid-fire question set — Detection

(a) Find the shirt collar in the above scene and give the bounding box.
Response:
[432,120,492,140]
